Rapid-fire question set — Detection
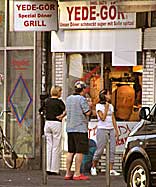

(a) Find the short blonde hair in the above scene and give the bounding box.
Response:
[50,85,62,97]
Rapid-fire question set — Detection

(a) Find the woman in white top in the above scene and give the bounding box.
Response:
[90,89,120,176]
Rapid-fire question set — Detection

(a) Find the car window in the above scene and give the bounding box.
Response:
[147,104,156,121]
[154,107,156,120]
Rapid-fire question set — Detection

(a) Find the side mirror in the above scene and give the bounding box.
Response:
[139,107,150,120]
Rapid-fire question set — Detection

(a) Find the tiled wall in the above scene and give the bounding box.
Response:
[55,53,64,87]
[142,51,155,107]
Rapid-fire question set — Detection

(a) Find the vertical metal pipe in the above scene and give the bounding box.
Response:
[101,53,104,90]
[42,135,47,185]
[3,0,8,136]
[106,131,110,187]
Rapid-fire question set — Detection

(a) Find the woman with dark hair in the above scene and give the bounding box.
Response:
[90,89,120,176]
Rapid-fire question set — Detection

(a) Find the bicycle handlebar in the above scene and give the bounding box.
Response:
[0,110,11,118]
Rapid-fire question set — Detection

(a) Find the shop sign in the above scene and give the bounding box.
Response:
[13,1,58,31]
[59,1,136,29]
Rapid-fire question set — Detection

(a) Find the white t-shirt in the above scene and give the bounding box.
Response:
[96,103,114,129]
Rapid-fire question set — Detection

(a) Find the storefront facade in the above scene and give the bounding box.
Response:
[52,1,156,172]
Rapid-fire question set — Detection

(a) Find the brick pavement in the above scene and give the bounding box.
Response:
[0,169,127,187]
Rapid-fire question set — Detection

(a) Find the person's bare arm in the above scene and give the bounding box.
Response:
[97,102,109,121]
[85,110,92,116]
[56,111,66,121]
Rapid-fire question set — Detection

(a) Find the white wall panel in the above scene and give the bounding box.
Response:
[144,27,156,50]
[51,29,142,52]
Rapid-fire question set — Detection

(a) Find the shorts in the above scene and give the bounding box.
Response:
[67,132,89,154]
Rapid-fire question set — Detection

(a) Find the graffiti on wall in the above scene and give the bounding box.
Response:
[63,120,138,152]
[88,121,138,152]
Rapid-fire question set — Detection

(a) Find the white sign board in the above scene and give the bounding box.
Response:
[88,121,138,152]
[59,1,136,29]
[51,29,142,52]
[63,120,138,153]
[14,1,58,31]
[112,51,137,66]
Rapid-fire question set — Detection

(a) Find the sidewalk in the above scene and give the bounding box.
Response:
[0,169,127,187]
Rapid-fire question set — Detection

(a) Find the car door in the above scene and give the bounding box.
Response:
[144,120,156,172]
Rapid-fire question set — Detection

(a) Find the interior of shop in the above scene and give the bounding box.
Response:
[66,52,143,122]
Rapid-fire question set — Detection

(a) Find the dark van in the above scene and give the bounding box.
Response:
[122,104,156,187]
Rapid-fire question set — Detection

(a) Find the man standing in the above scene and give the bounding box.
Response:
[64,81,91,180]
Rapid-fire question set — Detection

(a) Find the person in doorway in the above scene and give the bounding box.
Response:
[90,89,120,176]
[44,85,66,175]
[64,81,92,180]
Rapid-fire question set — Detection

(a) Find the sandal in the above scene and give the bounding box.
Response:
[73,174,89,180]
[64,175,73,180]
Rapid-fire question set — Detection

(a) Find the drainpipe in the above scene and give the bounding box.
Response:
[40,32,51,135]
[142,27,146,69]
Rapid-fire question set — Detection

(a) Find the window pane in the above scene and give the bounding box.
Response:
[8,32,34,47]
[7,50,34,156]
[66,53,102,119]
[0,2,5,47]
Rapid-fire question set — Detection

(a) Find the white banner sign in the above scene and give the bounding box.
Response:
[59,1,136,29]
[88,121,138,152]
[14,1,58,31]
[51,29,142,52]
[63,120,138,153]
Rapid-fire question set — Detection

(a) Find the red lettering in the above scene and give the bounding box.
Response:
[32,4,36,10]
[82,7,88,20]
[118,124,131,135]
[118,12,125,19]
[100,5,108,20]
[50,4,55,10]
[93,126,96,136]
[67,7,74,21]
[109,5,116,20]
[12,60,30,67]
[88,126,97,139]
[16,4,21,11]
[22,5,26,10]
[26,5,31,10]
[11,59,30,70]
[116,138,126,146]
[24,20,29,26]
[75,7,81,20]
[45,4,50,10]
[90,6,96,20]
[88,128,92,139]
[30,21,34,26]
[66,4,126,22]
[18,4,37,11]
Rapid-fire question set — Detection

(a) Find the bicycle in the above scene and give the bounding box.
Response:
[0,110,18,169]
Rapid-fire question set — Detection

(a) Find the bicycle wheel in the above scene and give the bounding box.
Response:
[2,138,18,169]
